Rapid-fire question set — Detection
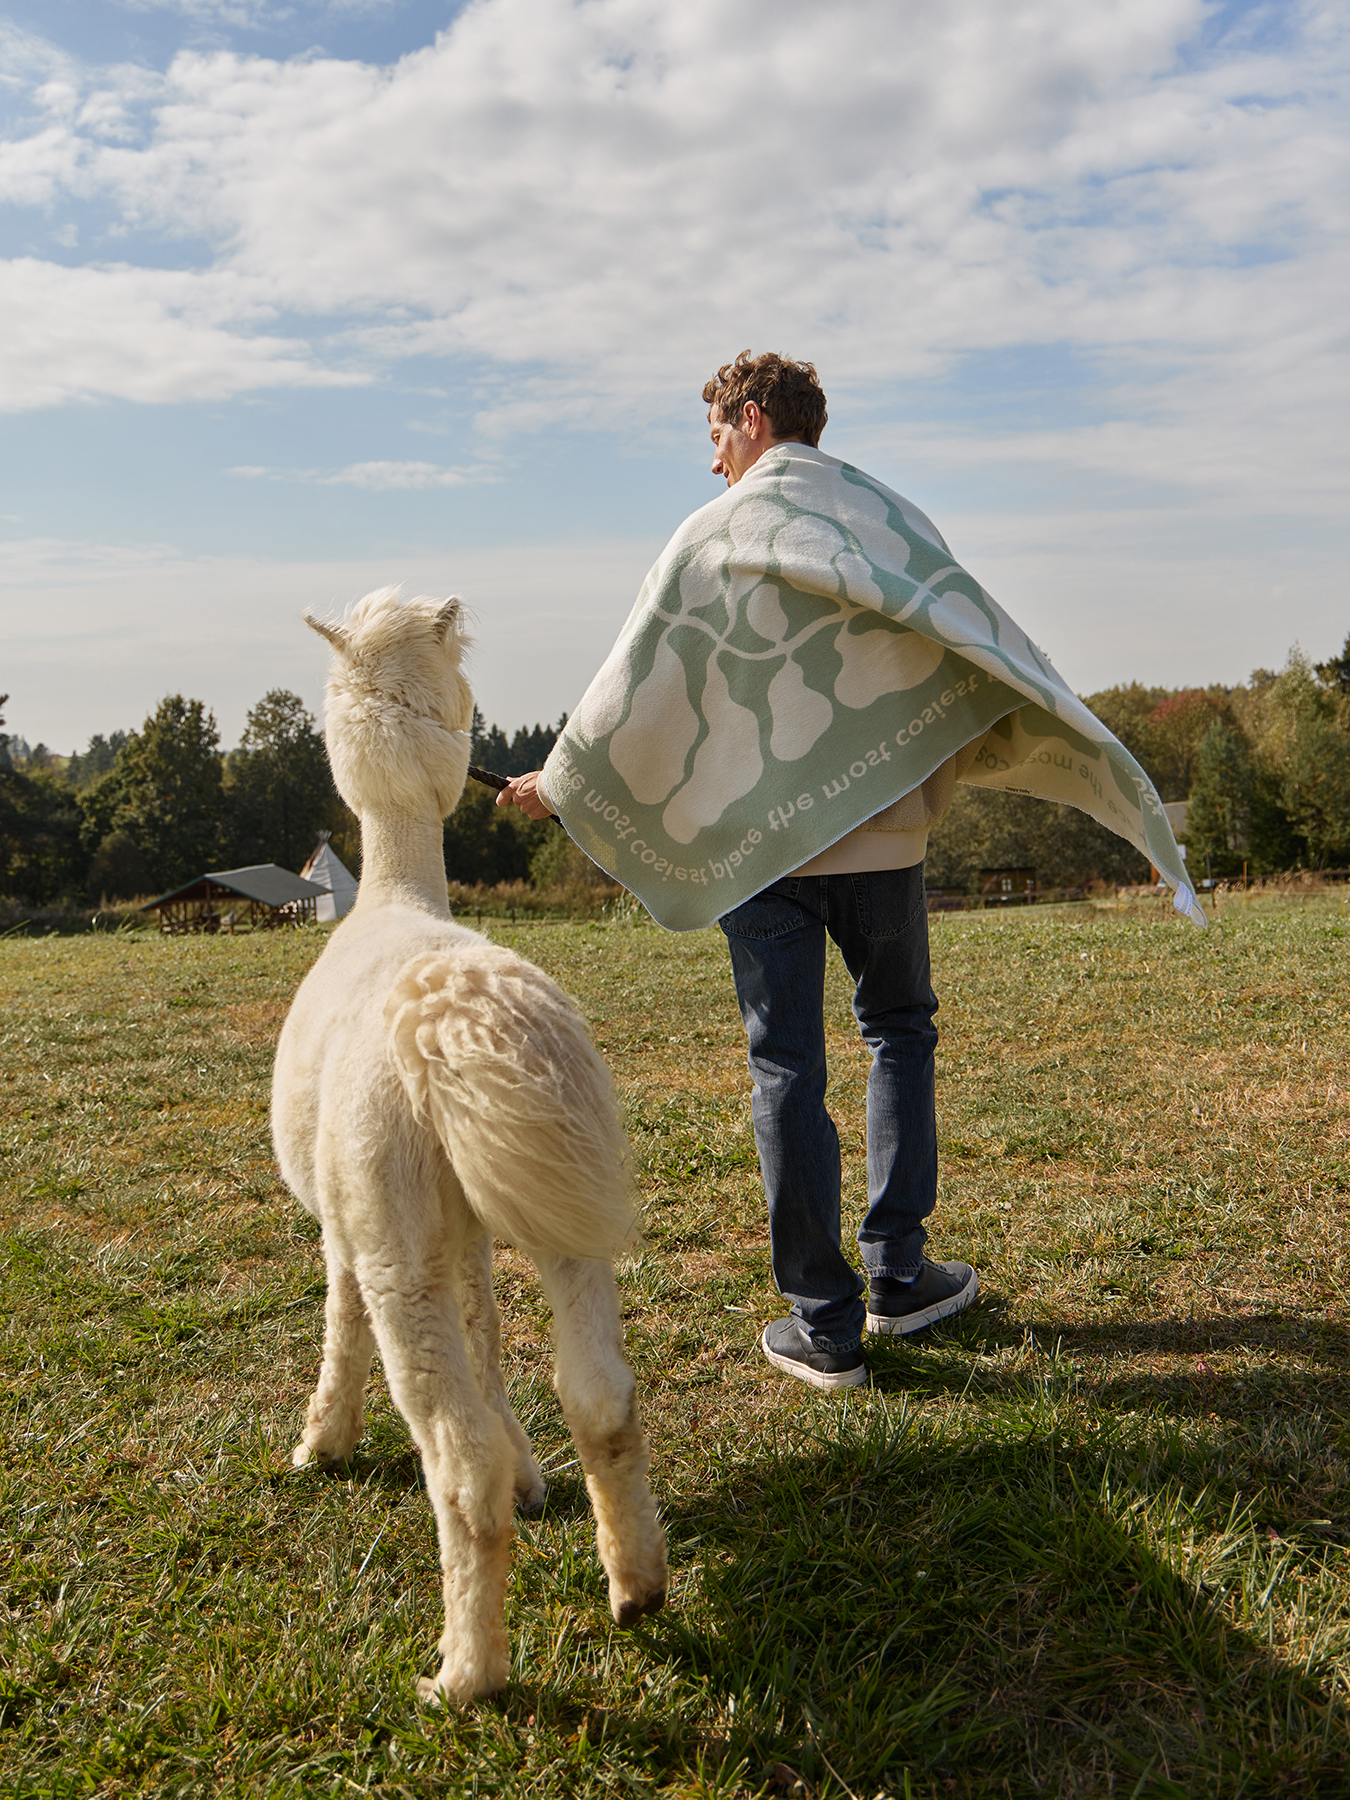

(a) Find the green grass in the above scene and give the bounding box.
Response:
[2,895,1349,1796]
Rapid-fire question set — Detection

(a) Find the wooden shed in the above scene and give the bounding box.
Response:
[142,864,328,934]
[979,867,1037,906]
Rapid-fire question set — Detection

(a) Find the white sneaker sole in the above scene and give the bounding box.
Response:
[865,1265,979,1336]
[760,1325,869,1390]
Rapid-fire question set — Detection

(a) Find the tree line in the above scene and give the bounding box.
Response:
[927,637,1350,891]
[0,695,566,905]
[4,636,1347,908]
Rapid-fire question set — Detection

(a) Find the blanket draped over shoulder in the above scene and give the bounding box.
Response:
[542,443,1202,932]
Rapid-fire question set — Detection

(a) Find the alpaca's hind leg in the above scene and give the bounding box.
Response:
[292,1253,376,1468]
[357,1256,518,1703]
[456,1228,547,1511]
[534,1254,668,1625]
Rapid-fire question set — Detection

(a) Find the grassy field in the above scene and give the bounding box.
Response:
[2,893,1348,1797]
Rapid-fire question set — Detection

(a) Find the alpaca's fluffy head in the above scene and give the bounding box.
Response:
[305,588,474,819]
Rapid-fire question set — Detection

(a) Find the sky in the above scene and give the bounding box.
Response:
[1,0,1347,755]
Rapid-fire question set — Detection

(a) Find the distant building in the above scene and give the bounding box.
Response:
[142,865,328,933]
[979,867,1037,906]
[300,831,359,921]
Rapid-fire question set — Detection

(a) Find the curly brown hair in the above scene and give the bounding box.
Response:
[702,350,827,447]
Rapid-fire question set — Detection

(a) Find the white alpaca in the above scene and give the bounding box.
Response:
[271,587,668,1704]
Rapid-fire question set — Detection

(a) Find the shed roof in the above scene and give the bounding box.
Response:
[143,865,328,910]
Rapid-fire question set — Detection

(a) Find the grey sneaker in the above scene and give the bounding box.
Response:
[865,1261,979,1336]
[760,1317,868,1391]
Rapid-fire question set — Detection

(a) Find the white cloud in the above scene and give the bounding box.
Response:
[0,258,367,408]
[230,457,496,488]
[853,261,1350,516]
[0,0,1346,499]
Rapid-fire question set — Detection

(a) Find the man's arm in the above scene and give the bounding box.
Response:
[496,770,556,820]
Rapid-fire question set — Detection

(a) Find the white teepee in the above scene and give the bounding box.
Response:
[299,832,358,921]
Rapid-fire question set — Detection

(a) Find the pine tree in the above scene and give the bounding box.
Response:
[67,731,129,790]
[1315,632,1350,694]
[468,713,567,778]
[442,781,546,884]
[476,723,512,772]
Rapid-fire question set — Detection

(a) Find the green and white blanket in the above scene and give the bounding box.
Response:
[542,443,1201,931]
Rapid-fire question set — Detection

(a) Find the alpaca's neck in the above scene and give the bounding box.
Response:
[353,810,449,916]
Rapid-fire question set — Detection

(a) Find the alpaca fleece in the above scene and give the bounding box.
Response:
[272,587,667,1704]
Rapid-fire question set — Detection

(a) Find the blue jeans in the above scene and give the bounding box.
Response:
[720,866,938,1353]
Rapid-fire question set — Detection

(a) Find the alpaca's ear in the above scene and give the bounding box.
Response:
[304,611,351,653]
[432,597,462,643]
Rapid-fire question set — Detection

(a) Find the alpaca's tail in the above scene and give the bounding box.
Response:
[384,945,637,1261]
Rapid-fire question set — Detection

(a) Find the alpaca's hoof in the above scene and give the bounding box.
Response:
[614,1587,667,1628]
[416,1658,508,1706]
[515,1480,548,1517]
[292,1440,352,1472]
[514,1452,547,1514]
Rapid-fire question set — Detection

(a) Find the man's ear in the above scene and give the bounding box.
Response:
[741,400,763,438]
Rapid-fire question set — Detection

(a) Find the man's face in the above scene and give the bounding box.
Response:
[708,404,764,486]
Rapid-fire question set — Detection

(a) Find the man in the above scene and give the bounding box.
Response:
[501,351,978,1392]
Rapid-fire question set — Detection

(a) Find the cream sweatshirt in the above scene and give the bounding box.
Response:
[788,742,980,876]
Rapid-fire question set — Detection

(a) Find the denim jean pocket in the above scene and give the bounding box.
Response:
[853,866,928,941]
[719,877,806,940]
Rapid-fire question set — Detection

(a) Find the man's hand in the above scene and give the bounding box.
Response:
[496,770,556,821]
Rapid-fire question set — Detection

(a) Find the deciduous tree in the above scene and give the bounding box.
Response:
[0,696,85,902]
[443,781,550,885]
[1147,689,1226,800]
[224,690,342,872]
[925,787,1149,894]
[1186,722,1254,879]
[115,696,224,891]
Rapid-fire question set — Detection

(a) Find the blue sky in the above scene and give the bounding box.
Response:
[1,0,1347,754]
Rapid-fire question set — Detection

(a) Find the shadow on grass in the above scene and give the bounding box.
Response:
[638,1408,1348,1798]
[298,1448,600,1534]
[300,1449,425,1491]
[867,1302,1350,1534]
[867,1301,1350,1411]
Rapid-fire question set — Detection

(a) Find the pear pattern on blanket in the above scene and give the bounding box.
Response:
[767,656,833,760]
[833,618,946,709]
[609,634,700,805]
[548,445,1198,932]
[742,580,834,762]
[661,654,763,844]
